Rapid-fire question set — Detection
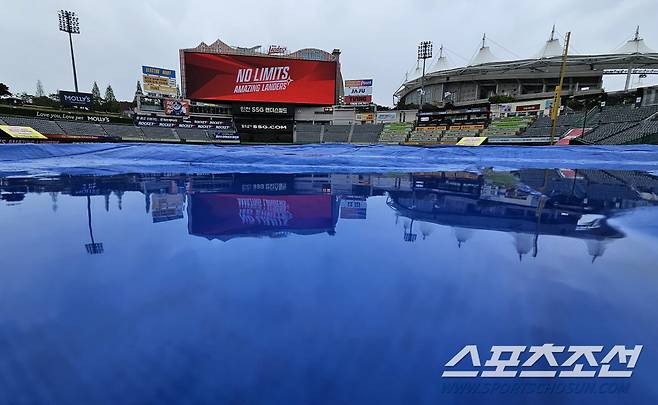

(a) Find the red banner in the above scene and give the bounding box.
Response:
[184,52,337,105]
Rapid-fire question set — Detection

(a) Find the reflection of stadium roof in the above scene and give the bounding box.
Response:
[387,192,625,241]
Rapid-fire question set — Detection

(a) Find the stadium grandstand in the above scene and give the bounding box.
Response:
[396,27,658,108]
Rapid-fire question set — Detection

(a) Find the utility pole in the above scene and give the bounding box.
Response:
[550,31,571,145]
[58,10,81,92]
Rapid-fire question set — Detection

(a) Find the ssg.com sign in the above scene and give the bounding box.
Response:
[59,90,93,109]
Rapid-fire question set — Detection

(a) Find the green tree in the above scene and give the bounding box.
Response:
[103,84,119,112]
[91,81,102,108]
[0,83,10,97]
[488,95,516,104]
[36,80,45,97]
[104,85,116,103]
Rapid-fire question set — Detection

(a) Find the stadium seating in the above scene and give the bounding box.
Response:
[323,125,351,143]
[440,130,482,144]
[521,126,569,137]
[597,105,658,124]
[0,116,65,135]
[408,130,442,143]
[482,116,533,137]
[0,117,6,124]
[350,124,384,143]
[295,123,322,144]
[578,122,639,144]
[101,124,145,141]
[140,126,181,142]
[597,121,658,145]
[378,122,412,143]
[175,128,214,143]
[56,121,108,137]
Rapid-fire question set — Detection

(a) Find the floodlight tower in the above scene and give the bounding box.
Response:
[58,10,80,92]
[417,41,433,107]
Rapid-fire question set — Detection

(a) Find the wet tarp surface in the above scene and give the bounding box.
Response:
[1,143,658,175]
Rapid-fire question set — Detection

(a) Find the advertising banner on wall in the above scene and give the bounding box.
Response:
[234,119,294,134]
[376,112,398,123]
[59,90,93,109]
[0,106,132,124]
[183,52,337,105]
[142,66,177,97]
[134,114,234,130]
[163,99,190,116]
[355,112,375,122]
[344,79,373,105]
[233,102,295,117]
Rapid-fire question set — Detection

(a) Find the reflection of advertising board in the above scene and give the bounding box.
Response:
[59,90,93,109]
[340,197,367,220]
[134,114,234,129]
[151,193,185,223]
[183,52,337,105]
[163,99,190,116]
[142,65,177,97]
[344,79,373,105]
[234,174,293,194]
[188,194,334,239]
[233,102,294,117]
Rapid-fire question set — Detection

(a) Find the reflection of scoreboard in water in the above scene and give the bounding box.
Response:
[151,193,185,223]
[187,193,339,241]
[340,196,367,220]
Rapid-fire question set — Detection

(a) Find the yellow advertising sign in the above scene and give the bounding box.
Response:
[0,125,48,139]
[143,75,177,96]
[355,113,375,121]
[456,136,487,146]
[460,124,485,130]
[417,126,446,131]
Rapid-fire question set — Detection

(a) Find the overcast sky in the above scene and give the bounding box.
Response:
[1,0,657,105]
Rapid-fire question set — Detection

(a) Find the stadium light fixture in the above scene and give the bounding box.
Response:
[58,10,81,92]
[417,41,433,107]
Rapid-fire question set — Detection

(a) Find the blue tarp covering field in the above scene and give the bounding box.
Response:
[1,143,658,175]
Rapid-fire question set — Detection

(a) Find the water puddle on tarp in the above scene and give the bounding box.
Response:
[1,145,658,404]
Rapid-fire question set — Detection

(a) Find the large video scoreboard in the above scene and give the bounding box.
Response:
[183,52,337,105]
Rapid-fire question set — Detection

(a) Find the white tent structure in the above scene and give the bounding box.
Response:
[470,34,498,65]
[428,45,450,73]
[536,25,563,58]
[617,26,655,54]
